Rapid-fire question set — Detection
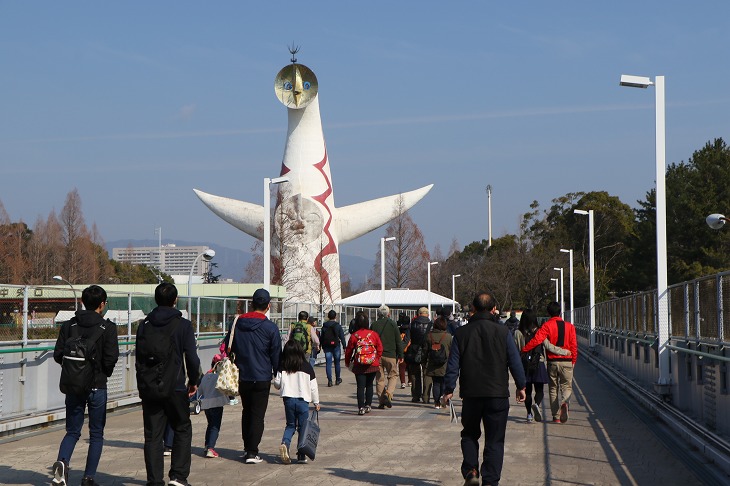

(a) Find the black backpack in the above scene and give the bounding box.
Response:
[521,331,543,374]
[59,319,106,395]
[427,332,448,367]
[321,324,338,348]
[136,317,181,400]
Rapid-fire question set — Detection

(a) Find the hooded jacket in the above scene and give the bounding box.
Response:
[54,309,120,390]
[137,305,201,393]
[227,311,282,382]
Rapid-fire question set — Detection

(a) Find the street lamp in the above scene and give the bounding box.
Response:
[188,249,215,318]
[620,73,670,386]
[706,213,729,230]
[553,267,564,318]
[380,236,396,305]
[263,176,289,292]
[550,278,559,302]
[53,275,78,311]
[486,185,492,249]
[427,261,439,316]
[574,209,595,348]
[451,274,461,313]
[560,248,574,322]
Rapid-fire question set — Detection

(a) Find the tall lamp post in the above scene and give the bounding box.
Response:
[550,278,559,302]
[53,275,78,311]
[380,236,396,306]
[188,249,215,319]
[620,73,669,386]
[451,274,461,313]
[486,185,493,249]
[560,248,574,322]
[553,267,564,318]
[427,261,439,316]
[263,176,289,292]
[574,209,596,348]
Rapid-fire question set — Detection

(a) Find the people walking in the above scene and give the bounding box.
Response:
[344,312,383,415]
[522,301,578,424]
[424,314,452,408]
[52,285,119,486]
[320,309,347,387]
[227,288,282,464]
[442,292,526,486]
[513,309,571,423]
[371,305,404,409]
[407,307,432,403]
[273,340,321,465]
[288,311,320,364]
[136,282,201,486]
[397,313,412,388]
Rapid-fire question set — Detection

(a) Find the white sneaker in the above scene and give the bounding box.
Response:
[245,454,263,464]
[279,444,291,464]
[527,413,534,423]
[532,403,542,422]
[51,460,67,486]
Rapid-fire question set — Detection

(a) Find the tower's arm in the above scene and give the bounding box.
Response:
[193,189,264,239]
[334,184,433,245]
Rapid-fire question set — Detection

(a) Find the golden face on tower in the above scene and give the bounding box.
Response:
[274,63,318,109]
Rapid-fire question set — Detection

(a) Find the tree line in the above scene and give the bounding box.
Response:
[0,189,169,285]
[369,138,730,313]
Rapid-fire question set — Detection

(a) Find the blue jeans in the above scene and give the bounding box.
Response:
[204,406,224,449]
[57,388,108,478]
[281,397,310,448]
[324,346,342,382]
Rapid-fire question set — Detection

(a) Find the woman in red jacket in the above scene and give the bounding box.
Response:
[345,312,383,416]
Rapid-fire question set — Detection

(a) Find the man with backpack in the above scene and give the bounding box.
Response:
[371,305,404,409]
[136,282,201,486]
[288,310,320,363]
[320,309,347,387]
[407,307,433,403]
[52,285,119,486]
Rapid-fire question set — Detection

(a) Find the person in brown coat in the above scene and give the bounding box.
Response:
[424,315,452,408]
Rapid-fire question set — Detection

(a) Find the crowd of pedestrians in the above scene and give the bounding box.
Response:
[50,281,576,486]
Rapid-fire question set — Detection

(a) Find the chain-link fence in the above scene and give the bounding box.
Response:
[574,271,730,344]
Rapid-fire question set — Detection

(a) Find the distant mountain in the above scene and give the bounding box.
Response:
[105,239,373,287]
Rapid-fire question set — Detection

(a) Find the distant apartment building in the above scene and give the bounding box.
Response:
[112,244,212,278]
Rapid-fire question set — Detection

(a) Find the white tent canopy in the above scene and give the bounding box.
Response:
[335,289,455,309]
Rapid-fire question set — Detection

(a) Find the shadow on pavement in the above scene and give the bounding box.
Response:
[324,466,441,485]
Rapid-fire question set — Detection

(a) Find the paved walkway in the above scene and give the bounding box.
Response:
[0,357,717,485]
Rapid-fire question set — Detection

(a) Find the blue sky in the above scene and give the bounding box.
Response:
[2,2,729,267]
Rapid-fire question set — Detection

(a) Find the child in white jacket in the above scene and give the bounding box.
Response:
[274,339,321,464]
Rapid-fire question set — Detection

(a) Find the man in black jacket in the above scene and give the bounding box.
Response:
[443,293,526,486]
[320,309,347,387]
[52,285,119,486]
[408,307,433,403]
[137,282,201,486]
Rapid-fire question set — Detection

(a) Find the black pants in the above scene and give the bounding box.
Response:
[141,391,192,486]
[239,380,271,455]
[408,362,423,399]
[355,372,376,409]
[460,396,509,486]
[524,382,545,414]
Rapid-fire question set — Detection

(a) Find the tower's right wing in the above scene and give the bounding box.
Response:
[193,189,264,239]
[334,184,433,245]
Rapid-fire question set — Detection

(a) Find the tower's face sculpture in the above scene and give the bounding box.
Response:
[193,57,432,305]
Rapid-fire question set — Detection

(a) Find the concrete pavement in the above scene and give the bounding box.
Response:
[0,357,712,485]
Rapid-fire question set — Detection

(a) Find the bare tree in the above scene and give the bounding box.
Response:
[371,196,430,290]
[59,189,90,283]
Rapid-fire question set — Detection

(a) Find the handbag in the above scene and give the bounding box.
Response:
[297,409,320,460]
[214,325,239,396]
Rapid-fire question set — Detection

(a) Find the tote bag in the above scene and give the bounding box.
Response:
[297,409,320,460]
[215,325,240,396]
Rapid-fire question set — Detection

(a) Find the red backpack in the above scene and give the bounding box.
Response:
[353,331,378,365]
